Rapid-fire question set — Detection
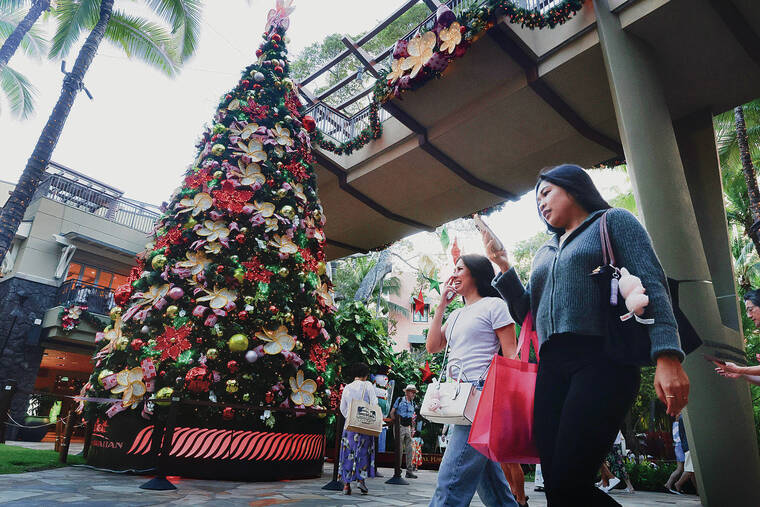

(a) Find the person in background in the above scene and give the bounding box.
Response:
[664,416,685,494]
[597,431,634,494]
[390,384,419,478]
[339,362,379,496]
[674,414,697,495]
[712,290,760,386]
[483,164,689,506]
[501,463,529,507]
[427,254,519,507]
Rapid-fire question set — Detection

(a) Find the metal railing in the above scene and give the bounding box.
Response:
[56,280,115,316]
[34,171,160,234]
[305,102,390,145]
[298,0,486,146]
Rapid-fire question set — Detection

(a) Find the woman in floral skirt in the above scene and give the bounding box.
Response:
[339,362,378,495]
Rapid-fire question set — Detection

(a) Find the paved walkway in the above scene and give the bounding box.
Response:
[0,464,702,506]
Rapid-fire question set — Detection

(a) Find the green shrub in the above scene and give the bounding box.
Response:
[625,458,676,491]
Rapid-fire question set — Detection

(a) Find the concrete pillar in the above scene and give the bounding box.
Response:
[593,1,760,505]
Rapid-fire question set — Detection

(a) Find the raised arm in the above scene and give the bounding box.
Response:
[426,278,456,353]
[481,230,531,323]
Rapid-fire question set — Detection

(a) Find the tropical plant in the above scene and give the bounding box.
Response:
[0,4,49,118]
[334,300,396,378]
[332,253,409,318]
[0,0,202,266]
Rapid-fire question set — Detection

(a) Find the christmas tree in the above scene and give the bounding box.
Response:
[80,0,338,429]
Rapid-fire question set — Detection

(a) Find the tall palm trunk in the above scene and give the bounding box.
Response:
[0,0,50,70]
[0,0,114,265]
[735,106,760,255]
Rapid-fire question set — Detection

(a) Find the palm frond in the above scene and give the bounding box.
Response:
[104,10,178,77]
[143,0,201,61]
[0,1,31,11]
[0,64,36,118]
[0,7,49,58]
[49,0,100,59]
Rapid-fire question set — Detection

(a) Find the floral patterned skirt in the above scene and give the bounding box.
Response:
[605,443,628,479]
[339,429,376,483]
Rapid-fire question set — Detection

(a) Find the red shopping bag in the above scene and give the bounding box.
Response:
[468,313,540,463]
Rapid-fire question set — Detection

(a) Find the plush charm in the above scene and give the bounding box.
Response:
[617,267,654,324]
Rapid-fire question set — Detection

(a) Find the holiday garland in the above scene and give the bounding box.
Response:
[59,303,109,333]
[316,0,585,154]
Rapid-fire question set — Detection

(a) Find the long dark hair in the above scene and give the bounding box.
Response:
[349,362,369,380]
[535,164,611,234]
[460,254,500,299]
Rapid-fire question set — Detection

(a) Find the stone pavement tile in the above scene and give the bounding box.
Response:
[0,490,48,503]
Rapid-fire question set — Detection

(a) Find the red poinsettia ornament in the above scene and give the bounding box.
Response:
[155,324,193,361]
[301,315,321,339]
[420,361,434,383]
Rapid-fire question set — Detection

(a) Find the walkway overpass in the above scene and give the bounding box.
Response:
[299,1,760,505]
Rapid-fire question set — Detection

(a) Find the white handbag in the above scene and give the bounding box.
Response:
[344,382,383,437]
[421,313,484,426]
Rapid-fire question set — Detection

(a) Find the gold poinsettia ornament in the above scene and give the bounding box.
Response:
[401,31,436,78]
[255,325,296,355]
[236,138,268,163]
[178,192,213,216]
[176,251,212,276]
[197,286,238,309]
[196,220,230,243]
[233,161,266,186]
[438,22,462,54]
[269,234,298,254]
[111,367,147,408]
[387,57,406,84]
[273,123,294,147]
[289,370,317,407]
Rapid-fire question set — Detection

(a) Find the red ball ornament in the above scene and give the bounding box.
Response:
[253,84,261,90]
[241,79,250,87]
[268,305,278,313]
[114,283,133,306]
[225,94,232,100]
[265,391,274,403]
[271,33,282,42]
[274,65,284,74]
[227,360,239,373]
[238,310,248,320]
[130,338,144,351]
[216,265,225,273]
[211,134,219,141]
[272,43,279,49]
[223,407,235,420]
[236,233,246,243]
[256,49,263,57]
[316,376,324,387]
[302,115,316,133]
[185,366,212,393]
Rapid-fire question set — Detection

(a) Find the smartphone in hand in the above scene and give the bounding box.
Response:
[473,214,504,251]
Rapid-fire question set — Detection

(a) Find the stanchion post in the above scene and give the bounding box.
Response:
[0,380,17,444]
[82,417,94,458]
[140,398,178,491]
[58,409,75,463]
[322,410,344,491]
[385,414,409,485]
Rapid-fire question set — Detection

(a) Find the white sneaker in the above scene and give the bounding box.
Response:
[602,477,620,492]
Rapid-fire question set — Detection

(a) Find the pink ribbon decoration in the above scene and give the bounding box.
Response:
[101,373,119,390]
[106,401,127,418]
[265,0,295,34]
[141,358,157,380]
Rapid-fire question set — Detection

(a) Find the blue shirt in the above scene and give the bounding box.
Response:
[393,397,415,418]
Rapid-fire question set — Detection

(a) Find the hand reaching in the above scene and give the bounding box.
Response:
[479,230,509,271]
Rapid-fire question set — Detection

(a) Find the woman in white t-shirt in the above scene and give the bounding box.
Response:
[427,254,520,507]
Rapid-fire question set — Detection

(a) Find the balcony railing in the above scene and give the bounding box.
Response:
[56,280,115,316]
[33,167,160,234]
[304,102,391,145]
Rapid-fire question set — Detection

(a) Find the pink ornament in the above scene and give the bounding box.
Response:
[436,4,456,27]
[393,39,409,59]
[193,305,207,317]
[204,314,218,327]
[167,287,185,300]
[426,52,449,73]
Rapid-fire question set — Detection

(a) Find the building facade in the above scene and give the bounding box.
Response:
[0,163,158,438]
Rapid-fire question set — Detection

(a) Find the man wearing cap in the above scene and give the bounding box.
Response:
[390,384,418,478]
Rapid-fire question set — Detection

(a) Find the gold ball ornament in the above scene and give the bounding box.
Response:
[280,205,295,219]
[115,337,130,351]
[184,217,198,229]
[206,348,219,360]
[312,209,322,221]
[278,267,289,278]
[242,393,251,402]
[244,296,255,305]
[151,254,167,270]
[211,144,226,156]
[226,379,239,393]
[228,334,249,352]
[165,305,179,318]
[109,306,122,321]
[276,188,288,199]
[317,261,327,275]
[98,370,114,386]
[233,268,245,283]
[283,312,294,323]
[213,170,224,179]
[155,387,174,406]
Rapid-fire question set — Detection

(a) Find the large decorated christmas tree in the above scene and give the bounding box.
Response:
[80,0,339,435]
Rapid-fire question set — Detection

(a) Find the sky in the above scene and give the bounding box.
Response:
[1,0,630,262]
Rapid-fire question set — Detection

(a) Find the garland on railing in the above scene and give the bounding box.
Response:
[315,0,585,155]
[59,302,109,333]
[313,101,383,156]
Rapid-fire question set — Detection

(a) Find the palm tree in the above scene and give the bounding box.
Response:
[333,253,410,318]
[0,5,49,118]
[714,100,760,254]
[0,0,50,71]
[0,0,202,266]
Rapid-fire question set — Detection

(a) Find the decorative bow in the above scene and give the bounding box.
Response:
[266,0,295,34]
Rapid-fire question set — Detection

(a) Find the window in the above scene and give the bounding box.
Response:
[65,262,127,289]
[412,304,429,323]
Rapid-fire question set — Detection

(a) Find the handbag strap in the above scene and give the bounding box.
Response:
[438,310,463,383]
[513,312,539,363]
[599,210,615,267]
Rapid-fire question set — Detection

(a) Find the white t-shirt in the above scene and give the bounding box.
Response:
[444,297,515,382]
[339,380,378,418]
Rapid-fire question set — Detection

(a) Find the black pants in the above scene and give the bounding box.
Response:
[534,334,640,507]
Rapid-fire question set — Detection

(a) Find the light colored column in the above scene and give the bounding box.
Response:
[594,1,760,505]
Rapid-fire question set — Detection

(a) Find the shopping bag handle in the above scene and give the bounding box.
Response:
[513,312,539,363]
